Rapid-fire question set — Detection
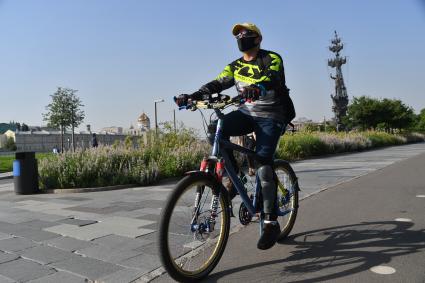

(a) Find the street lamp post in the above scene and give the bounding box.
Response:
[173,109,176,134]
[154,98,164,135]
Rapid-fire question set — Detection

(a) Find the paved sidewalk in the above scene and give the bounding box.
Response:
[0,143,424,282]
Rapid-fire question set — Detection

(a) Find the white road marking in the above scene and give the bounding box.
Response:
[416,195,425,198]
[370,265,396,275]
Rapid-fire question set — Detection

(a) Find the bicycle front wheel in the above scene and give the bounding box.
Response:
[158,174,231,282]
[274,160,299,241]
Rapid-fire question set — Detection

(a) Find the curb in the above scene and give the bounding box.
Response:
[42,184,139,194]
[0,172,13,180]
[40,177,181,194]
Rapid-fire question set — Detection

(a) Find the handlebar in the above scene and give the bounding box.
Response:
[176,94,243,111]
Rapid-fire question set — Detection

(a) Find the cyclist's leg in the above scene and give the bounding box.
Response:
[221,110,254,198]
[254,117,285,216]
[253,117,286,249]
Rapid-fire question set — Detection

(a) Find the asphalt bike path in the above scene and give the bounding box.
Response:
[154,150,425,282]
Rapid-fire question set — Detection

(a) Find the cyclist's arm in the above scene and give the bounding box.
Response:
[258,53,288,93]
[192,65,235,100]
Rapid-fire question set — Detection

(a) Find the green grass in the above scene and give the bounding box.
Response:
[0,155,14,173]
[0,153,52,173]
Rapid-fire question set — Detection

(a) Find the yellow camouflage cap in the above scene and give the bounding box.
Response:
[232,23,262,37]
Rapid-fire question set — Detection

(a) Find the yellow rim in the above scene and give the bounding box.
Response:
[169,183,228,275]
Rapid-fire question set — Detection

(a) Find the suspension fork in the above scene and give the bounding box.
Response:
[191,157,219,227]
[208,158,224,231]
[191,158,209,224]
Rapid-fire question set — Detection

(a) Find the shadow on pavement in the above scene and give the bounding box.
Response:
[205,221,425,282]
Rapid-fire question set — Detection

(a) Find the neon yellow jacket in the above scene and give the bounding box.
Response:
[195,49,290,122]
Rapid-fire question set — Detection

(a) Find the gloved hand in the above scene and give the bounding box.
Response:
[241,84,265,100]
[174,94,190,107]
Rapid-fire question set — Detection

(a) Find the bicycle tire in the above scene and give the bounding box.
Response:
[158,173,231,282]
[273,159,299,241]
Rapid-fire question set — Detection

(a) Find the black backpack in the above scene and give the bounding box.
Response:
[281,89,296,125]
[258,53,296,125]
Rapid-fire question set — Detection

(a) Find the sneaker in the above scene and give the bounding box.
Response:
[257,220,281,250]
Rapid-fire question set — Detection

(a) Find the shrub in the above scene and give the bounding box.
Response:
[4,138,17,151]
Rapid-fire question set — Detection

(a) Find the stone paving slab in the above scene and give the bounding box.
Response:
[0,258,55,282]
[43,236,94,252]
[44,224,112,241]
[0,237,37,252]
[93,234,153,251]
[76,245,142,263]
[117,252,161,271]
[58,218,98,227]
[97,267,148,283]
[55,196,92,202]
[0,274,14,283]
[27,271,87,283]
[50,255,123,280]
[20,245,77,265]
[10,228,60,243]
[0,233,12,241]
[0,252,19,264]
[19,220,60,229]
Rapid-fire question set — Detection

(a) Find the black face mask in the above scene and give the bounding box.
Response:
[237,37,258,52]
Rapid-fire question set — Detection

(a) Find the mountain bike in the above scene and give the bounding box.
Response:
[158,94,299,282]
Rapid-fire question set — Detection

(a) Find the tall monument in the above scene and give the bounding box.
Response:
[328,31,349,131]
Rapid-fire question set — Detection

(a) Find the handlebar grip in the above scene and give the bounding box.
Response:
[178,105,191,110]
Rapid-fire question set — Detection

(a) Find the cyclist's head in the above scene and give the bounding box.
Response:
[232,23,262,52]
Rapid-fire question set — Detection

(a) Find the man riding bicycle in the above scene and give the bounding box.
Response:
[175,23,295,250]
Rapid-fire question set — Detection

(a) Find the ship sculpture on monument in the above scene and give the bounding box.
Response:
[328,31,349,131]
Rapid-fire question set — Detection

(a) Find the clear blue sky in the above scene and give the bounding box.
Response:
[1,0,424,132]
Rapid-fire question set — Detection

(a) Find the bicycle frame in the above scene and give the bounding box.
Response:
[209,108,292,218]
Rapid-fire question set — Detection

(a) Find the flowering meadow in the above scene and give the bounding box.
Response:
[37,129,425,190]
[38,128,210,190]
[276,131,425,160]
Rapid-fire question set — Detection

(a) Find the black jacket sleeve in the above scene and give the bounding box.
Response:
[192,64,235,100]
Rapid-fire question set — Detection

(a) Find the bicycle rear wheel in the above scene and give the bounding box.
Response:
[158,173,231,282]
[274,160,299,240]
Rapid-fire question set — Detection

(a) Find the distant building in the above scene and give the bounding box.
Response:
[291,117,325,131]
[100,126,123,134]
[137,113,150,131]
[0,123,17,134]
[0,112,153,151]
[124,112,151,136]
[1,130,135,152]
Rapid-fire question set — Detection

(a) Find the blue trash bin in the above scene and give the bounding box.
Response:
[13,152,39,195]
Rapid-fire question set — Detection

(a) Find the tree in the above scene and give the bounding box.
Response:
[43,87,85,152]
[345,96,382,130]
[21,123,29,131]
[415,108,425,131]
[4,137,17,151]
[345,96,416,131]
[380,99,415,131]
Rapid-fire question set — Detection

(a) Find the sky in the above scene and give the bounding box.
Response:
[0,0,424,132]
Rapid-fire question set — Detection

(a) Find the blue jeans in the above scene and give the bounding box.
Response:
[221,110,286,169]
